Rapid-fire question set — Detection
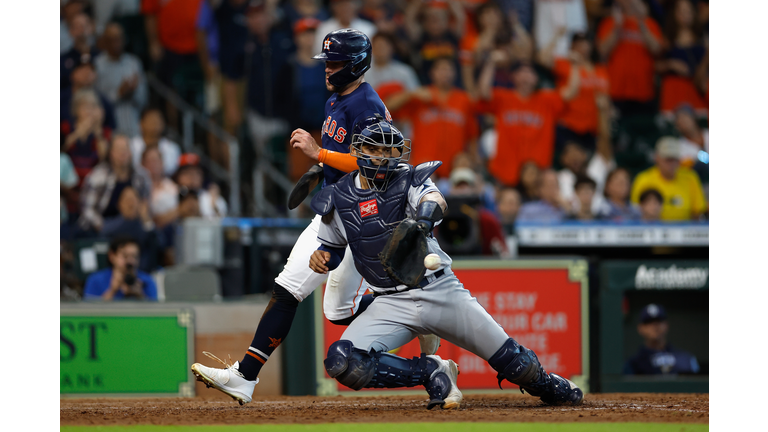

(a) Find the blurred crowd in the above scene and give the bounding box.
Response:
[60,0,709,298]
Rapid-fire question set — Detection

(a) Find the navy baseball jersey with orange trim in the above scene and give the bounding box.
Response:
[321,82,392,186]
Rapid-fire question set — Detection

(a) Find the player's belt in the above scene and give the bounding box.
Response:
[372,269,447,298]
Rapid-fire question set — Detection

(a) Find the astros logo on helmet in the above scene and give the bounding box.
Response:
[324,39,332,50]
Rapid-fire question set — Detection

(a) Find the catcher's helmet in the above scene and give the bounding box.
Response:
[313,29,372,88]
[351,114,411,192]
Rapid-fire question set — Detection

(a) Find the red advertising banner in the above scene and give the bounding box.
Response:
[320,260,588,391]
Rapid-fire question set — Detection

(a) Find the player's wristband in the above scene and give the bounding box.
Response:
[318,148,359,173]
[318,244,345,271]
[415,200,443,233]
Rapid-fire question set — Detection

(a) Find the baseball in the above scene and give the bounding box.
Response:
[424,253,441,270]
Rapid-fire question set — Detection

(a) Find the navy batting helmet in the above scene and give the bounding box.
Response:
[313,29,372,88]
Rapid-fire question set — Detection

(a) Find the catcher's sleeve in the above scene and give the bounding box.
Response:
[318,149,359,173]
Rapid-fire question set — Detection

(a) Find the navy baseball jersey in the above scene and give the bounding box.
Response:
[320,82,392,186]
[623,344,700,375]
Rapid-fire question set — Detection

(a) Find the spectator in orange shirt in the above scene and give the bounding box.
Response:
[596,0,662,116]
[142,0,206,107]
[538,29,609,155]
[476,52,580,187]
[656,0,708,117]
[387,57,479,178]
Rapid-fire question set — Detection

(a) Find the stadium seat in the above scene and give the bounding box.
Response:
[161,265,222,302]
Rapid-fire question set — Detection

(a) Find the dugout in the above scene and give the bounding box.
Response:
[598,260,709,392]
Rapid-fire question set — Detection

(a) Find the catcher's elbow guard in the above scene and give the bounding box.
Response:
[416,200,443,232]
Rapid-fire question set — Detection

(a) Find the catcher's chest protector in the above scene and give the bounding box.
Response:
[331,166,413,288]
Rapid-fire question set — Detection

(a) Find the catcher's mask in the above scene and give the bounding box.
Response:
[351,115,411,192]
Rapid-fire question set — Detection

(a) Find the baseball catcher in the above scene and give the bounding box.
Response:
[308,117,584,409]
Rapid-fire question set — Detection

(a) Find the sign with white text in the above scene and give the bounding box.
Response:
[319,260,589,393]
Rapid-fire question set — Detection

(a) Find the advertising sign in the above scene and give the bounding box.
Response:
[60,309,195,397]
[318,260,589,393]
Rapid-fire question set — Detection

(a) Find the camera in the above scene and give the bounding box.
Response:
[124,263,137,285]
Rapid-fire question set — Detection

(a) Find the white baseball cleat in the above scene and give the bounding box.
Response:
[418,334,441,355]
[425,355,463,410]
[191,352,258,405]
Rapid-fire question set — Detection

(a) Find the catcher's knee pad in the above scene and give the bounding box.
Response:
[324,340,375,390]
[488,338,542,388]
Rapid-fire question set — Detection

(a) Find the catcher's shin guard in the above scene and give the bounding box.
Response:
[324,341,443,390]
[488,338,583,406]
[324,340,376,390]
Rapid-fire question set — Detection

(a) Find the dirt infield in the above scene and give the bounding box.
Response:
[61,393,708,426]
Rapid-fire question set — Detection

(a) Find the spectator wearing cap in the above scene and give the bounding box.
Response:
[315,0,376,57]
[404,0,464,86]
[624,304,700,375]
[94,22,148,137]
[630,136,707,221]
[130,108,181,178]
[638,188,663,222]
[175,154,228,218]
[516,169,568,223]
[274,17,332,181]
[597,0,663,116]
[386,57,479,178]
[243,1,295,161]
[656,0,708,117]
[61,12,99,89]
[597,167,641,221]
[79,135,152,234]
[477,56,580,187]
[538,30,610,155]
[438,167,508,256]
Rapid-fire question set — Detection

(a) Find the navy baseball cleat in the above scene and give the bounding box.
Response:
[520,372,584,406]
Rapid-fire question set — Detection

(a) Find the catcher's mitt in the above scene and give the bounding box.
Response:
[288,164,324,210]
[379,218,428,287]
